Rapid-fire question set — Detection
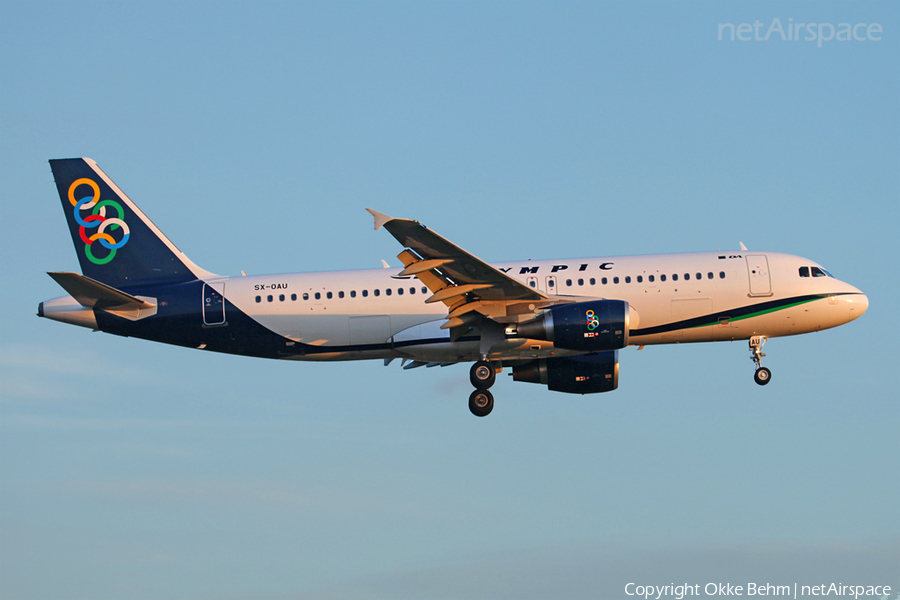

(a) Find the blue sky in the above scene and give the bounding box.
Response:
[1,2,897,599]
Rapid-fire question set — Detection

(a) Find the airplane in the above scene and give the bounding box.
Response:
[38,158,869,416]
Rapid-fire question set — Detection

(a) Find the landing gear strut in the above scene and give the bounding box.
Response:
[749,336,771,386]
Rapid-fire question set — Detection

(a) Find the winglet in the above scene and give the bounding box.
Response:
[740,242,748,251]
[366,208,393,231]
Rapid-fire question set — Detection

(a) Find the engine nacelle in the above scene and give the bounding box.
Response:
[516,300,631,351]
[512,352,619,394]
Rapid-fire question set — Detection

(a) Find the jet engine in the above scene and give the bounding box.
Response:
[512,352,619,394]
[516,300,632,351]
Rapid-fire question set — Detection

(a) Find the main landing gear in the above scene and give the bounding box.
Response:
[468,359,497,417]
[749,335,771,386]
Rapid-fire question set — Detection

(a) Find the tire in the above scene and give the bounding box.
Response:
[470,360,496,389]
[754,367,771,386]
[469,389,494,417]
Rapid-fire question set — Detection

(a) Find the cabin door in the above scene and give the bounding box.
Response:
[746,255,772,296]
[203,283,226,326]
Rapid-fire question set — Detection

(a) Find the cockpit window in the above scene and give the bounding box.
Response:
[810,266,829,278]
[799,266,810,278]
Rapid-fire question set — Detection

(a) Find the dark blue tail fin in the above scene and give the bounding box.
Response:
[49,158,215,288]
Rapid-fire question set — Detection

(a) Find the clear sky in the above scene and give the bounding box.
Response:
[1,2,897,599]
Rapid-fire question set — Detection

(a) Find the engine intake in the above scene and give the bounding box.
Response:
[512,352,619,394]
[517,300,631,351]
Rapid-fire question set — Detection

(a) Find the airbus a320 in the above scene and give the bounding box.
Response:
[39,158,869,416]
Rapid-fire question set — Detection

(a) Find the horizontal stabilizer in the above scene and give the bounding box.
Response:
[47,272,155,310]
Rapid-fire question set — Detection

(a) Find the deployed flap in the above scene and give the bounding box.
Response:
[366,210,547,303]
[47,271,155,310]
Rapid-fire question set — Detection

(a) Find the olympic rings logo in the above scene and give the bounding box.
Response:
[586,309,600,331]
[68,178,130,265]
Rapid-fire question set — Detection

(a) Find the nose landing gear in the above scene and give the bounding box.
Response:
[749,336,771,386]
[468,359,498,416]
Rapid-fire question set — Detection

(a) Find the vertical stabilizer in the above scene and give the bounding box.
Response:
[49,158,216,288]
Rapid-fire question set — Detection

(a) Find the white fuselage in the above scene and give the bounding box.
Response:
[211,251,866,363]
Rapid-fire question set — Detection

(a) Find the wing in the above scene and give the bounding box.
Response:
[367,209,567,339]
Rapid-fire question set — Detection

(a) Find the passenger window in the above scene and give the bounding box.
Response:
[565,279,572,287]
[291,293,297,301]
[362,290,368,297]
[350,290,356,298]
[648,275,655,283]
[255,296,261,303]
[578,278,584,286]
[684,273,690,280]
[385,288,392,296]
[673,274,678,281]
[529,280,536,288]
[279,294,285,301]
[374,289,380,297]
[707,272,713,279]
[326,292,333,299]
[799,266,810,277]
[410,287,415,294]
[625,276,631,283]
[315,292,321,300]
[637,276,643,283]
[422,287,427,294]
[589,278,596,285]
[696,273,701,280]
[303,293,309,300]
[602,277,608,285]
[267,295,273,302]
[811,266,827,277]
[614,277,620,284]
[660,274,666,282]
[397,288,403,295]
[719,272,725,279]
[338,291,344,298]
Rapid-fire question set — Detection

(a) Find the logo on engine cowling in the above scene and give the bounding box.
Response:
[586,309,600,331]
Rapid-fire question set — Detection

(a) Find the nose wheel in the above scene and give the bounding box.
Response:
[749,336,772,386]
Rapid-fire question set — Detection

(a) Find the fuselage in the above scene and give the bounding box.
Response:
[41,250,868,365]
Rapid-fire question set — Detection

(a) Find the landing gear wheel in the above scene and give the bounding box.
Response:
[469,389,494,417]
[754,367,772,386]
[470,360,496,389]
[749,336,771,386]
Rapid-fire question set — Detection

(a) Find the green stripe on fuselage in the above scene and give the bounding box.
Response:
[688,297,820,329]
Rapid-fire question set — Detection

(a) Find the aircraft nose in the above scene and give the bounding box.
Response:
[845,293,868,322]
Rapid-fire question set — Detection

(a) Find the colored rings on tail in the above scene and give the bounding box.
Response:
[68,179,130,265]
